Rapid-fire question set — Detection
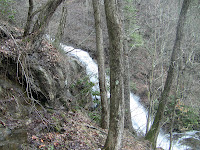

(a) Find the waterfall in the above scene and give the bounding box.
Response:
[61,44,199,150]
[61,46,99,92]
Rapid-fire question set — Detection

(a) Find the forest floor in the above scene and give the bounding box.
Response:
[1,104,152,150]
[24,108,151,150]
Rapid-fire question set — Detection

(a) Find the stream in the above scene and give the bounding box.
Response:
[62,44,200,150]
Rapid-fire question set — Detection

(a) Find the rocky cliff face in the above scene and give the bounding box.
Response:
[0,41,93,108]
[1,40,65,107]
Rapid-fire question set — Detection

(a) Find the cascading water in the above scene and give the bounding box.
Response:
[61,44,200,150]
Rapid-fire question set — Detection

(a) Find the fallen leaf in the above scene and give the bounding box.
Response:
[54,142,59,146]
[39,144,45,148]
[32,135,38,140]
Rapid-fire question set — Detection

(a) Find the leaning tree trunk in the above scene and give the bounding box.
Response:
[145,0,191,149]
[103,0,124,149]
[92,0,109,129]
[30,0,64,50]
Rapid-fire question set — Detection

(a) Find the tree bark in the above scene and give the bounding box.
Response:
[30,0,64,50]
[146,40,157,134]
[92,0,109,129]
[118,0,135,134]
[103,0,124,149]
[54,1,68,48]
[145,0,191,149]
[123,38,135,134]
[23,0,34,37]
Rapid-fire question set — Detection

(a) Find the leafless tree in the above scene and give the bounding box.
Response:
[145,0,191,149]
[103,0,124,149]
[23,0,65,50]
[92,0,109,129]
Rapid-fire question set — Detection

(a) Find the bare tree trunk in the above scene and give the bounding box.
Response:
[145,0,191,149]
[30,0,64,50]
[103,0,124,149]
[117,0,135,134]
[123,38,136,134]
[54,1,68,47]
[146,71,153,134]
[23,0,34,37]
[146,38,157,134]
[115,0,135,134]
[92,0,109,129]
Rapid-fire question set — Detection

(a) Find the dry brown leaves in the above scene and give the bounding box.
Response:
[28,109,151,150]
[29,110,106,149]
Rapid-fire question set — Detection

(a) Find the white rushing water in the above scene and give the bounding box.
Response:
[61,44,199,150]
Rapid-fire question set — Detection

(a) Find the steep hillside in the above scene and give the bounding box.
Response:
[0,21,151,150]
[1,0,199,148]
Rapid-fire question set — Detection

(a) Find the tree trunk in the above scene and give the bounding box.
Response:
[117,0,135,134]
[146,39,157,134]
[23,0,34,37]
[145,0,191,149]
[54,1,68,48]
[92,0,109,129]
[103,0,124,149]
[30,0,64,50]
[123,38,135,134]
